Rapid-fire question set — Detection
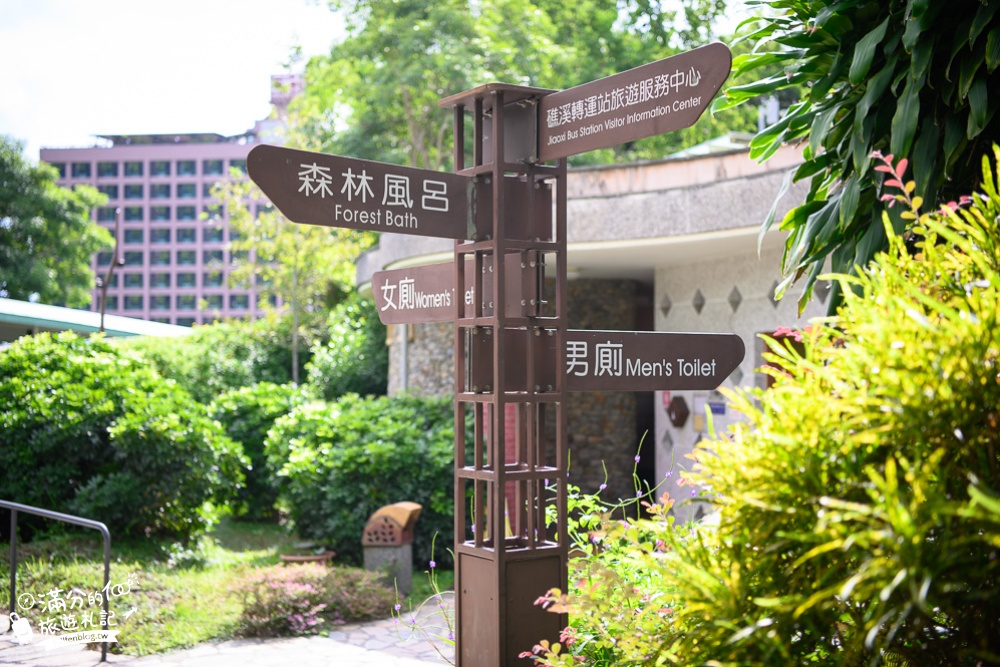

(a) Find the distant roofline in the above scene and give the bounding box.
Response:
[96,132,256,147]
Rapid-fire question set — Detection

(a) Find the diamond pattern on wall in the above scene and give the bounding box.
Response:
[728,286,742,313]
[659,293,672,318]
[692,289,706,314]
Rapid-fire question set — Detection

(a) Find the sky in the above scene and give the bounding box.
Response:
[0,0,345,161]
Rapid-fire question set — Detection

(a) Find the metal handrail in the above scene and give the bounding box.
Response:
[1,500,110,662]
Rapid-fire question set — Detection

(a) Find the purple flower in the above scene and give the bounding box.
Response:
[394,603,401,612]
[429,560,436,569]
[634,454,641,463]
[636,490,642,497]
[599,483,607,491]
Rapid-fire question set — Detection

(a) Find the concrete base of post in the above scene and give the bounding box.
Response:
[364,543,414,595]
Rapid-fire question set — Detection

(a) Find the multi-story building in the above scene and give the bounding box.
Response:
[42,135,261,326]
[39,75,300,326]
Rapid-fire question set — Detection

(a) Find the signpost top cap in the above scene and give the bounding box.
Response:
[439,82,555,111]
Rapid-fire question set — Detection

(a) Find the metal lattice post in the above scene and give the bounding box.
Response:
[442,83,568,667]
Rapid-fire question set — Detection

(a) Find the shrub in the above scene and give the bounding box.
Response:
[0,332,245,541]
[266,393,455,566]
[234,563,395,637]
[306,292,387,400]
[528,151,1000,666]
[123,314,312,404]
[209,382,310,520]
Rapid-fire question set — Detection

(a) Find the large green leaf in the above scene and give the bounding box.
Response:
[849,17,889,85]
[889,74,921,158]
[968,78,989,133]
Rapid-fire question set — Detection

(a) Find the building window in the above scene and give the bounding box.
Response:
[203,227,224,243]
[151,295,171,311]
[229,159,247,174]
[123,295,143,311]
[124,229,144,244]
[150,272,171,288]
[150,250,171,266]
[124,161,143,177]
[123,273,143,288]
[151,206,170,221]
[177,294,197,310]
[97,185,118,199]
[177,205,196,221]
[150,228,171,244]
[151,183,170,199]
[97,162,118,178]
[203,204,222,220]
[124,206,143,222]
[177,250,196,266]
[177,183,196,199]
[203,271,224,288]
[50,162,67,178]
[229,294,249,310]
[97,252,112,266]
[177,160,196,176]
[124,184,143,199]
[102,295,118,310]
[177,272,196,288]
[231,249,248,263]
[202,183,217,198]
[97,207,116,222]
[103,274,118,288]
[176,317,197,327]
[123,251,143,266]
[202,159,224,175]
[229,229,242,241]
[255,203,274,217]
[151,160,170,176]
[71,162,91,178]
[203,250,224,264]
[177,228,196,244]
[204,294,223,310]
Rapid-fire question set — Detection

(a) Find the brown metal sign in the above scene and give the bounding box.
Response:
[562,329,744,392]
[247,144,475,240]
[470,328,745,393]
[373,253,542,325]
[537,42,732,162]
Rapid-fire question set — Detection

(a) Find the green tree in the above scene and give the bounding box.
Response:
[720,1,1000,311]
[0,136,112,307]
[212,173,371,383]
[292,0,748,168]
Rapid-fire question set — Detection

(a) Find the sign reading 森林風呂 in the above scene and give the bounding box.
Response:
[247,144,475,240]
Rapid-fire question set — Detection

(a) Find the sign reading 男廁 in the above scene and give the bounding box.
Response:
[247,144,474,241]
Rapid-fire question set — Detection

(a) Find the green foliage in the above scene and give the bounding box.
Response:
[266,393,456,566]
[306,292,388,400]
[123,315,310,404]
[234,563,395,637]
[723,1,1000,311]
[0,136,112,307]
[0,332,245,541]
[209,382,311,520]
[290,0,747,167]
[529,150,1000,666]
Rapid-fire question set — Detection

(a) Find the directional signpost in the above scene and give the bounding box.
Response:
[249,42,737,667]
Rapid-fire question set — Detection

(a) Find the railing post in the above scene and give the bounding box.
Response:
[8,508,16,616]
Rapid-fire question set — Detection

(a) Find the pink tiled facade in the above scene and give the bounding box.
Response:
[41,134,266,326]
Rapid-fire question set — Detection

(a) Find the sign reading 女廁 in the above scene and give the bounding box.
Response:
[537,42,732,161]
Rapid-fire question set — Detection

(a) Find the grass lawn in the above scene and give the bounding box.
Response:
[2,519,449,656]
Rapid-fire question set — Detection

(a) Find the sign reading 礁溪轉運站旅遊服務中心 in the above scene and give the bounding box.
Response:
[247,144,475,241]
[537,42,732,162]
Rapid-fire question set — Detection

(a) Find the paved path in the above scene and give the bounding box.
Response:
[1,594,455,667]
